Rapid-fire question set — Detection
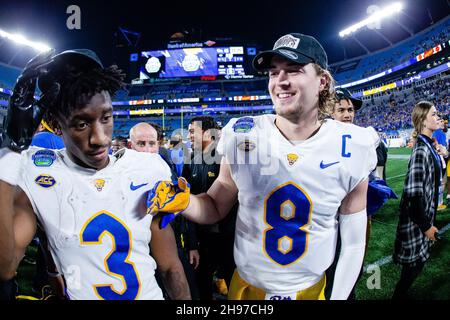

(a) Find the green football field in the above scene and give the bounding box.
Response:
[15,147,450,300]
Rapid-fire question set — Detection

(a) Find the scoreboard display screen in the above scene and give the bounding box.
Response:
[139,46,246,79]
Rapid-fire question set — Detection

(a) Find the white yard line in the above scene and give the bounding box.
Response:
[386,173,406,181]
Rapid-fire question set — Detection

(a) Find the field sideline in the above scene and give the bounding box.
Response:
[15,148,450,300]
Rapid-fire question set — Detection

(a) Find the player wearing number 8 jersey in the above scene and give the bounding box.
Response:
[0,49,190,300]
[148,33,378,300]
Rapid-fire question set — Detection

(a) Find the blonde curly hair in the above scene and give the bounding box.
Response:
[313,64,336,120]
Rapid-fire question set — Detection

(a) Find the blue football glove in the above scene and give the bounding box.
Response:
[147,177,190,229]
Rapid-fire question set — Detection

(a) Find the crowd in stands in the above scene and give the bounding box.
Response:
[334,18,449,84]
[354,75,450,134]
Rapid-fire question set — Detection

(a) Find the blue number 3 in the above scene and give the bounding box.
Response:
[264,182,312,266]
[80,211,141,300]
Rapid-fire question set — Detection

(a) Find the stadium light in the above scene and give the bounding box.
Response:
[0,28,51,52]
[339,2,403,38]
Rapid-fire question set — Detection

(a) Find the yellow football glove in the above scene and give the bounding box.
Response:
[147,177,190,228]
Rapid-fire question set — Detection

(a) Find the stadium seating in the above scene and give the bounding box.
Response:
[333,17,450,84]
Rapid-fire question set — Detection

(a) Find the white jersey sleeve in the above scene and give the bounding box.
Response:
[341,124,379,191]
[217,117,240,158]
[0,148,24,186]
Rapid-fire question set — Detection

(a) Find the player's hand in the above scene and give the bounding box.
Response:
[424,226,439,241]
[2,49,60,151]
[434,143,449,158]
[147,177,190,227]
[189,250,200,269]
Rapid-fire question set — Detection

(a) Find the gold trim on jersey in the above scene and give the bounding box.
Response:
[79,210,142,300]
[263,181,313,267]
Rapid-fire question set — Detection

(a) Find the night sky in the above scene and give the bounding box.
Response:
[0,0,448,68]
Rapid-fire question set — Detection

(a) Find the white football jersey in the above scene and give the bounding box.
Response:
[18,147,172,300]
[217,114,378,294]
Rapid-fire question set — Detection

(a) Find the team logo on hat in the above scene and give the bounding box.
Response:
[274,34,300,50]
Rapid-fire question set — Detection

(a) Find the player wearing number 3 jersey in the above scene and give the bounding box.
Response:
[0,50,190,300]
[148,33,378,300]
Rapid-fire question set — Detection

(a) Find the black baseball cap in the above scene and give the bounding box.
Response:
[335,87,363,110]
[38,49,103,92]
[253,33,328,71]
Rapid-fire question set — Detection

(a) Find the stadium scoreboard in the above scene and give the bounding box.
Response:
[138,46,252,80]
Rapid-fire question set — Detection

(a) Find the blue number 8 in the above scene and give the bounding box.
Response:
[80,211,141,300]
[264,182,312,266]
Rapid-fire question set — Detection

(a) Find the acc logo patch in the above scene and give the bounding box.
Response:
[94,179,106,192]
[35,174,56,188]
[237,140,256,151]
[287,153,299,166]
[233,117,254,133]
[32,149,56,167]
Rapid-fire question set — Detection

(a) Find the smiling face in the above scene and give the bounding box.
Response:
[58,91,113,170]
[268,56,326,122]
[188,121,206,151]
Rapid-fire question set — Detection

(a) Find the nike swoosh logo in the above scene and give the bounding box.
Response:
[320,160,340,169]
[130,182,148,191]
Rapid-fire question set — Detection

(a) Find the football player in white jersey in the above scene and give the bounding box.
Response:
[148,33,378,300]
[0,49,190,300]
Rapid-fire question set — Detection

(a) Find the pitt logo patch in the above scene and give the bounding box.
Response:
[35,174,56,188]
[207,171,216,178]
[287,153,299,166]
[94,179,106,192]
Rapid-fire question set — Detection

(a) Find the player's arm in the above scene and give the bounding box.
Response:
[150,217,191,300]
[330,179,368,300]
[183,158,238,225]
[0,182,37,281]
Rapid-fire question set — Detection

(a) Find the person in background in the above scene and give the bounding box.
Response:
[327,87,396,300]
[182,116,236,300]
[169,134,190,178]
[111,135,128,154]
[129,122,159,153]
[432,115,448,210]
[129,122,200,300]
[393,101,445,300]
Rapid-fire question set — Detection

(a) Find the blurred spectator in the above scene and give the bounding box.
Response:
[129,121,200,300]
[393,101,445,300]
[182,116,237,300]
[111,135,128,154]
